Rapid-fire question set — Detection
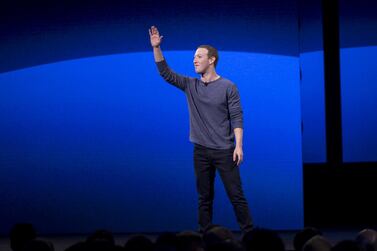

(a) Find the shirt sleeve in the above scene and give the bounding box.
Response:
[227,84,244,129]
[156,60,190,91]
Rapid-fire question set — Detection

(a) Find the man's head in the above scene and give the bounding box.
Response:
[193,45,219,74]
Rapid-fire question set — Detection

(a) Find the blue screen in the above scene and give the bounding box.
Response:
[339,0,377,162]
[340,46,377,162]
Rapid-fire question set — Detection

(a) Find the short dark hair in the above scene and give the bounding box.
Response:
[198,45,219,67]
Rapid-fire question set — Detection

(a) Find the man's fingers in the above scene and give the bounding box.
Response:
[233,151,237,162]
[150,26,162,41]
[153,27,159,35]
[236,152,243,166]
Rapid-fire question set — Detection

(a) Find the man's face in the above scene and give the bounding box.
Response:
[193,48,214,74]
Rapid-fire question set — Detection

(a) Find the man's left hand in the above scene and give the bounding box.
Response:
[233,146,243,166]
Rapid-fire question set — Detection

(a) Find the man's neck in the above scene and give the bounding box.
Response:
[200,70,220,83]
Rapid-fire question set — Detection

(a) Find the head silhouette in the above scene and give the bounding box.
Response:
[9,223,37,251]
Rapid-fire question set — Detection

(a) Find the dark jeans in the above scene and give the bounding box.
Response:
[193,143,253,233]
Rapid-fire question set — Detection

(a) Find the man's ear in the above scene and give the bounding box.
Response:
[209,56,216,65]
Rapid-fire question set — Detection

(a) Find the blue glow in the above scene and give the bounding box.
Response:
[0,51,303,233]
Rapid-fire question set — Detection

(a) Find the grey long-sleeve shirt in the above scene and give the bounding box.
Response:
[157,60,243,150]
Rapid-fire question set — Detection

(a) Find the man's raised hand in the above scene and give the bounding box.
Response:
[149,26,163,48]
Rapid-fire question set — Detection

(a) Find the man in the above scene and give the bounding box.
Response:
[149,25,253,234]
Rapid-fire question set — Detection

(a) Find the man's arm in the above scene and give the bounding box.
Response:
[153,46,164,62]
[149,26,189,91]
[227,85,244,166]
